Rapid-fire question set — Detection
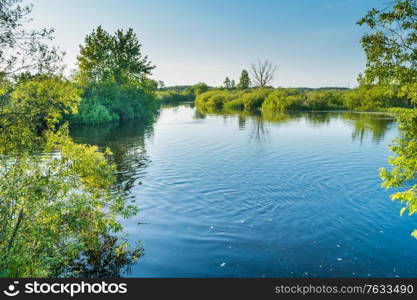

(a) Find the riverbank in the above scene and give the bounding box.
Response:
[195,87,411,114]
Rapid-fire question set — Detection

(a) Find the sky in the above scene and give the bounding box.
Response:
[29,0,385,88]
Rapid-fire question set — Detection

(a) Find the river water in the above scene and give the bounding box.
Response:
[71,103,417,277]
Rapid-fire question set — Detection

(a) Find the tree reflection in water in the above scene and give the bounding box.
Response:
[69,113,158,277]
[196,106,394,143]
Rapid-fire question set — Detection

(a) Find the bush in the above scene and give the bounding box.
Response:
[195,89,246,109]
[305,90,343,110]
[242,88,272,111]
[156,89,194,103]
[196,85,411,114]
[261,89,305,112]
[342,86,407,111]
[224,98,244,110]
[70,78,157,125]
[70,98,119,125]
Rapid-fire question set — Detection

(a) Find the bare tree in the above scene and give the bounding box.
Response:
[250,59,277,87]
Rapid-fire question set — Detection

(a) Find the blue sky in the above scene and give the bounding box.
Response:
[30,0,384,88]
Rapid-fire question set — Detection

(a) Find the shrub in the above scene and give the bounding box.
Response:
[261,89,305,112]
[224,98,244,110]
[70,78,157,125]
[242,88,272,111]
[156,90,194,103]
[305,90,343,110]
[70,98,119,125]
[342,86,408,111]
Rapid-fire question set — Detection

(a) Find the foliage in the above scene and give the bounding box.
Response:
[242,88,272,111]
[156,82,211,103]
[70,97,119,125]
[380,110,417,237]
[191,82,210,95]
[156,89,194,103]
[261,88,306,112]
[237,69,251,89]
[0,2,143,276]
[0,130,139,277]
[72,26,157,124]
[342,86,408,111]
[223,77,235,89]
[0,75,81,154]
[77,26,154,84]
[0,0,61,76]
[359,0,417,238]
[195,89,246,110]
[0,72,142,276]
[196,86,408,114]
[357,0,417,104]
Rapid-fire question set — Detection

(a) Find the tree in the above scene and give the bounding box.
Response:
[250,60,277,87]
[357,0,417,104]
[77,26,155,84]
[223,77,232,89]
[0,131,140,277]
[74,26,157,124]
[231,80,236,89]
[0,0,61,77]
[237,69,251,89]
[191,82,209,95]
[158,80,165,90]
[359,0,417,238]
[0,1,143,276]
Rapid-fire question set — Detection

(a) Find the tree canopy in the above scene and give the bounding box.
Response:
[0,2,144,276]
[359,0,417,238]
[237,69,251,89]
[358,0,417,104]
[77,26,155,84]
[0,0,61,77]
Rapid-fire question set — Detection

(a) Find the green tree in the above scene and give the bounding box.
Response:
[359,0,417,237]
[0,0,62,77]
[191,82,209,95]
[0,1,143,276]
[223,77,232,89]
[77,26,154,84]
[73,26,157,124]
[357,0,417,103]
[237,69,251,89]
[231,79,236,89]
[0,129,140,277]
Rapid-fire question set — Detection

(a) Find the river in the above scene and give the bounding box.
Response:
[71,103,417,277]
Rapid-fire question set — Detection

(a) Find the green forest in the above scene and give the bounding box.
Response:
[1,0,417,278]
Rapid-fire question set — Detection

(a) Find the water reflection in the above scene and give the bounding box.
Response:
[71,114,157,197]
[69,104,406,277]
[196,107,395,143]
[68,115,158,277]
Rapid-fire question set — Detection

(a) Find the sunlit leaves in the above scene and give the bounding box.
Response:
[73,26,157,124]
[0,132,139,277]
[0,75,81,155]
[77,26,154,85]
[0,0,62,76]
[380,109,417,237]
[357,0,417,104]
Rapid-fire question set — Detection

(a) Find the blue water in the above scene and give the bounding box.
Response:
[71,104,417,278]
